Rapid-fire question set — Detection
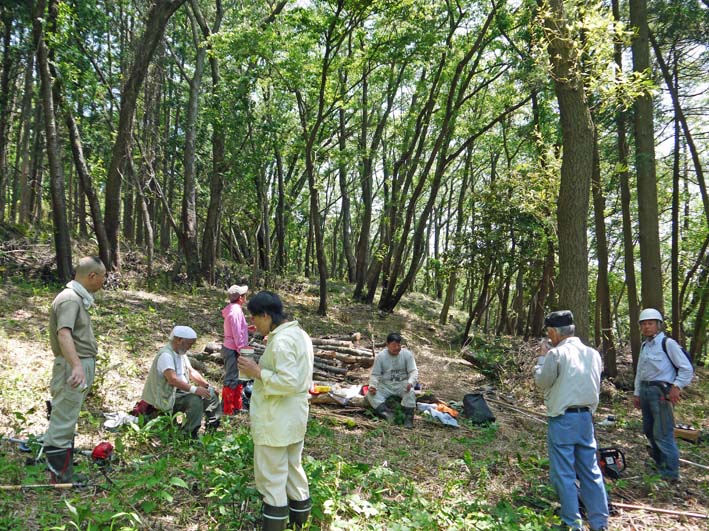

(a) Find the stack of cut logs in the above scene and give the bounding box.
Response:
[191,332,375,382]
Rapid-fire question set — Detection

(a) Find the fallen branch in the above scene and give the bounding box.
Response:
[0,483,84,490]
[679,457,709,471]
[613,501,707,519]
[484,396,548,424]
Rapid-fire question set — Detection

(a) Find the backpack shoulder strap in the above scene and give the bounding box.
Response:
[661,336,679,371]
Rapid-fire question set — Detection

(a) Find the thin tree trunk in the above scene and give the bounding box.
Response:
[338,71,355,283]
[33,0,72,280]
[591,127,616,376]
[181,11,206,281]
[613,0,641,366]
[274,146,286,272]
[0,11,13,221]
[192,0,225,285]
[104,0,188,270]
[28,102,44,224]
[17,51,34,224]
[650,32,709,228]
[64,108,111,268]
[440,150,472,324]
[670,54,681,341]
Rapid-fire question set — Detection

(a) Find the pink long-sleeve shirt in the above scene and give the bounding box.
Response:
[222,302,248,351]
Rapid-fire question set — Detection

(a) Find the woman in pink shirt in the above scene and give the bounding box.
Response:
[221,285,249,413]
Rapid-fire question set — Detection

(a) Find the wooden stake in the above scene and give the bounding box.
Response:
[613,501,707,519]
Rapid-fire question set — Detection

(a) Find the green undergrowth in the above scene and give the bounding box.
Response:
[1,415,560,531]
[2,276,707,530]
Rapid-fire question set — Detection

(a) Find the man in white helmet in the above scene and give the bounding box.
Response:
[633,308,694,481]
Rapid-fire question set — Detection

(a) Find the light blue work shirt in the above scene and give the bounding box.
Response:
[633,332,693,396]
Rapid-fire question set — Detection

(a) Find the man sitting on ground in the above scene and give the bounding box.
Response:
[367,332,418,428]
[140,326,220,438]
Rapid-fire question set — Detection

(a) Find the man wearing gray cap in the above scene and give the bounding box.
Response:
[534,310,609,531]
[141,326,221,438]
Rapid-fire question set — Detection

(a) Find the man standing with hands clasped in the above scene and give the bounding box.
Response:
[534,310,609,531]
[44,256,106,484]
[633,308,693,482]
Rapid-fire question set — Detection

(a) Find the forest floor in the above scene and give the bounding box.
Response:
[0,253,707,530]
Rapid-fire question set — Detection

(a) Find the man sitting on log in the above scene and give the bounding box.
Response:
[366,332,418,428]
[139,326,221,438]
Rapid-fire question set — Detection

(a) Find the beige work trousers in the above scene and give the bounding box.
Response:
[254,441,310,507]
[44,356,95,448]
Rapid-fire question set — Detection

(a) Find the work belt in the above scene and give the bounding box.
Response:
[564,406,590,413]
[640,380,672,397]
[640,380,672,390]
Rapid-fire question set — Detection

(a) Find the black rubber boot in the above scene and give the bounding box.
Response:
[45,446,72,483]
[262,502,289,531]
[374,403,394,422]
[403,407,415,429]
[288,497,312,530]
[206,419,220,434]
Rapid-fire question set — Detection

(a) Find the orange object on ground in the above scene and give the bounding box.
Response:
[435,403,459,417]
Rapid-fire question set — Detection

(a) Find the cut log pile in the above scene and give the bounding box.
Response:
[190,332,374,382]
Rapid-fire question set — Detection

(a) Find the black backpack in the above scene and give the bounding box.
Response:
[661,336,693,373]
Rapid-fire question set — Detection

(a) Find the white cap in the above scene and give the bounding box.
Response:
[227,285,248,297]
[171,325,197,339]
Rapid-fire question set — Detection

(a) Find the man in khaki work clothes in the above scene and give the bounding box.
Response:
[44,256,106,484]
[140,326,221,438]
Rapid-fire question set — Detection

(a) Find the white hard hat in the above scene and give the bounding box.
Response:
[638,308,663,323]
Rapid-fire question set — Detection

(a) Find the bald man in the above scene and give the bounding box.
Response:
[44,256,106,484]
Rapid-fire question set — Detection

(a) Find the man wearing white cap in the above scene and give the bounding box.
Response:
[221,284,249,414]
[141,326,221,438]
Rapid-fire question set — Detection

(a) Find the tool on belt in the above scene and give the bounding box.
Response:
[597,447,626,479]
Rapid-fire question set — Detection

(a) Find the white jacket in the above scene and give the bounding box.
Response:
[250,321,314,446]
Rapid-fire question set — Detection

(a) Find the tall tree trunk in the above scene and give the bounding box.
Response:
[65,108,111,268]
[128,158,154,275]
[542,0,594,341]
[17,50,35,224]
[670,54,681,341]
[192,0,225,285]
[33,0,72,280]
[689,262,707,364]
[353,68,372,299]
[613,0,641,366]
[29,102,44,224]
[591,127,616,376]
[0,10,13,221]
[629,0,663,311]
[650,33,708,229]
[274,146,286,272]
[104,0,188,270]
[440,149,472,324]
[181,12,206,281]
[338,72,356,283]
